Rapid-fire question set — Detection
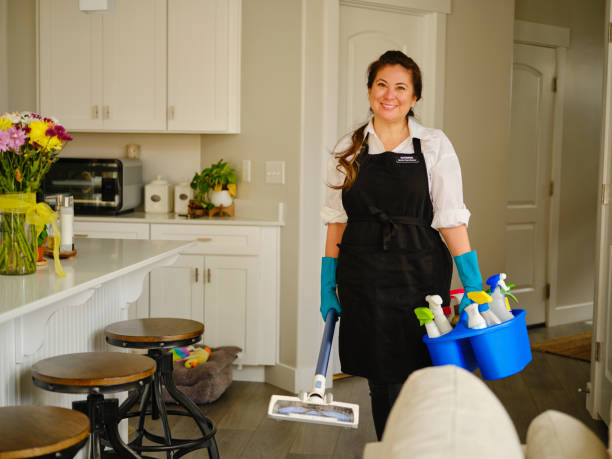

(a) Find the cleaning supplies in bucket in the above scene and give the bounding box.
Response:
[416,275,532,380]
[415,307,441,338]
[485,273,514,322]
[426,295,452,335]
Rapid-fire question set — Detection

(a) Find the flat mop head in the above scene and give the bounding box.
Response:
[268,394,359,428]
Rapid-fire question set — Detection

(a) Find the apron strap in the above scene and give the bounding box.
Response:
[412,137,422,155]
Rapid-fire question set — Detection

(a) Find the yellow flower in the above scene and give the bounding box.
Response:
[15,168,22,183]
[0,117,12,131]
[28,120,49,146]
[214,184,222,192]
[227,183,236,198]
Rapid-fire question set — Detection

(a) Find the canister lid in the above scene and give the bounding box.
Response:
[149,175,169,185]
[55,194,74,208]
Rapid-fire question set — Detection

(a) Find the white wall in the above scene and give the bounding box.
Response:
[7,0,36,112]
[0,0,8,111]
[200,0,302,369]
[515,0,605,312]
[445,0,515,281]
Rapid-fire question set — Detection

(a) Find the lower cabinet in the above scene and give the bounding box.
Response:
[74,220,279,367]
[150,254,205,323]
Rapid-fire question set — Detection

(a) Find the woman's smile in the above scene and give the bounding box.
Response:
[368,64,417,123]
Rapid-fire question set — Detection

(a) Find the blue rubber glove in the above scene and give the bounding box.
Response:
[320,257,341,321]
[454,250,483,315]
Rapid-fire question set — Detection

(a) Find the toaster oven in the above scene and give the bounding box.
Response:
[43,158,143,215]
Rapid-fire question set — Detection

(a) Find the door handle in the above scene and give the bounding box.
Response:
[207,268,211,283]
[197,238,212,242]
[195,267,199,283]
[74,234,88,238]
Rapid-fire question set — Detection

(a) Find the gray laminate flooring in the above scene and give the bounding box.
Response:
[130,321,607,458]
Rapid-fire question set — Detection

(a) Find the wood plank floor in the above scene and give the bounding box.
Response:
[130,321,607,458]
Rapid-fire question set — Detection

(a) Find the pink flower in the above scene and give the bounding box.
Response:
[45,127,57,137]
[7,126,26,151]
[0,130,9,152]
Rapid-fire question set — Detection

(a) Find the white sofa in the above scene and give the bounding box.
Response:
[363,365,609,459]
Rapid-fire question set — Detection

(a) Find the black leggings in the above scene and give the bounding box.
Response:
[367,380,404,440]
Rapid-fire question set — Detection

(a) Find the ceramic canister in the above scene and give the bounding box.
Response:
[145,176,174,213]
[174,182,194,215]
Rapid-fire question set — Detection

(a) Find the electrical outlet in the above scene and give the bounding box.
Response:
[265,161,285,184]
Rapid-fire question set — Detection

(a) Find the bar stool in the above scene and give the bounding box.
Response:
[104,318,218,459]
[0,406,89,458]
[32,352,156,459]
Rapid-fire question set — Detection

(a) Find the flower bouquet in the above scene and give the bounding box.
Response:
[0,112,72,275]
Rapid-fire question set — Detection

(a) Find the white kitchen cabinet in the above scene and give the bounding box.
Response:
[150,254,204,323]
[39,0,241,133]
[203,255,258,364]
[39,0,103,130]
[38,0,167,131]
[167,0,241,133]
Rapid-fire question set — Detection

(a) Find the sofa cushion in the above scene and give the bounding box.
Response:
[363,365,523,459]
[525,410,608,459]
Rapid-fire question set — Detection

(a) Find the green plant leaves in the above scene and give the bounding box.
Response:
[189,159,237,208]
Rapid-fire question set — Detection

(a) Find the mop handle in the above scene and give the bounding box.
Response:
[315,309,339,376]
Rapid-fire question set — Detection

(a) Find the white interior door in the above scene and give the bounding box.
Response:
[506,43,555,325]
[590,0,612,425]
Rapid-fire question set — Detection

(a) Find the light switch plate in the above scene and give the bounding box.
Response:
[242,160,251,183]
[265,161,285,184]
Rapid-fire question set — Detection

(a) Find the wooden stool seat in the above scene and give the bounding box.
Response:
[0,406,89,458]
[32,352,156,389]
[104,318,204,347]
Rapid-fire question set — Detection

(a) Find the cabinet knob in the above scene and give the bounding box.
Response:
[103,106,110,120]
[168,105,175,120]
[207,268,211,283]
[92,106,99,119]
[195,267,199,283]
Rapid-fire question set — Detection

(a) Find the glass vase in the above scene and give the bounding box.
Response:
[0,193,37,275]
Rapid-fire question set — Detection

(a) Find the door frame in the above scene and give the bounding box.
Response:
[588,0,612,421]
[277,0,451,393]
[513,20,570,327]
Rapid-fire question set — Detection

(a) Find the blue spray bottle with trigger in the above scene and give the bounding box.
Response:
[485,273,515,322]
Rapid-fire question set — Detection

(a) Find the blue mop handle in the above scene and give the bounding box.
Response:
[315,309,339,377]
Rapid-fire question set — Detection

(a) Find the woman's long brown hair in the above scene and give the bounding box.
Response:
[331,50,423,190]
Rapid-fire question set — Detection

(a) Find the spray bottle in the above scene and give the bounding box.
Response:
[425,295,452,335]
[414,307,441,338]
[464,303,487,329]
[485,274,515,322]
[467,291,501,327]
[449,289,464,327]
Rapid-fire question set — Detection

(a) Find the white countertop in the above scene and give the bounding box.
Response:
[74,200,285,227]
[0,238,194,324]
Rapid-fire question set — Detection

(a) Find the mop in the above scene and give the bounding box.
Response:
[267,309,359,428]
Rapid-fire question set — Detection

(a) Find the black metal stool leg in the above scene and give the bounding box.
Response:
[159,353,219,459]
[132,382,152,450]
[152,366,174,459]
[74,395,103,459]
[102,398,140,459]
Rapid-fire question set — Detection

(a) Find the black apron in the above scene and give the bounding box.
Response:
[337,136,452,383]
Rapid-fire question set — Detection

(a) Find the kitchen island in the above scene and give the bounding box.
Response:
[0,238,194,408]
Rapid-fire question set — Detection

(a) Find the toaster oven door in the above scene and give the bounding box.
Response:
[43,159,123,213]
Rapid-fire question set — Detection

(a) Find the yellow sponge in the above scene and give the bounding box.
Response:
[467,291,492,304]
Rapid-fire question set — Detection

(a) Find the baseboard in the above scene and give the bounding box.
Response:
[548,301,593,327]
[265,363,297,392]
[232,365,265,382]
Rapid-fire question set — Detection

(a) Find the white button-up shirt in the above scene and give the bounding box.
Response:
[321,117,471,229]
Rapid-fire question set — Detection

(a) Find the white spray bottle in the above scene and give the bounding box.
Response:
[414,307,441,338]
[464,303,487,330]
[485,274,514,322]
[426,295,452,335]
[467,291,501,327]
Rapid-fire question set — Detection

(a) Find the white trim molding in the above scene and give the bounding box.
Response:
[514,20,571,49]
[340,0,451,15]
[513,20,570,328]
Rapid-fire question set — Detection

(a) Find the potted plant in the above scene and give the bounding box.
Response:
[190,159,237,210]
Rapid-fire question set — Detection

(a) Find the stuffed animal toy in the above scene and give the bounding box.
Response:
[185,347,211,368]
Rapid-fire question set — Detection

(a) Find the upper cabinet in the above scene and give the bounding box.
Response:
[38,0,241,133]
[168,0,241,133]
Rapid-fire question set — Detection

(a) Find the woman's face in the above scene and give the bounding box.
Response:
[368,64,417,125]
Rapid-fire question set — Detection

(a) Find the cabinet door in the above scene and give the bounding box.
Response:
[102,0,167,131]
[203,255,258,364]
[167,0,241,133]
[39,0,103,130]
[150,254,205,323]
[73,221,150,240]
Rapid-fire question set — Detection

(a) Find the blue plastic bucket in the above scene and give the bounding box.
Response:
[422,309,532,380]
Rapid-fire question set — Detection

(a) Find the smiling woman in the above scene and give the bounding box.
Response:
[319,50,481,440]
